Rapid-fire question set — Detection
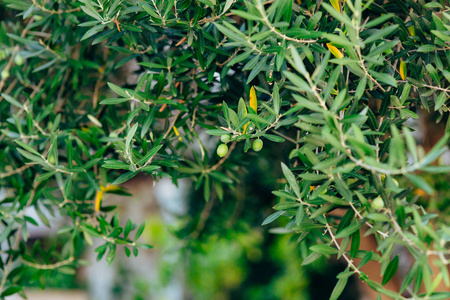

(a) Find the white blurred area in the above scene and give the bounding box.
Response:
[6,290,87,300]
[2,176,190,300]
[83,177,189,300]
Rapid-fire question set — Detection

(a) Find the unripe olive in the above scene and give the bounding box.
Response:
[217,144,228,157]
[220,134,230,143]
[372,196,384,210]
[14,54,23,66]
[48,155,55,165]
[1,69,10,79]
[252,139,263,152]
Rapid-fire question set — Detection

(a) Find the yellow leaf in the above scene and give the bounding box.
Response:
[326,43,344,59]
[243,88,257,134]
[408,25,415,36]
[330,0,341,12]
[296,0,302,4]
[94,190,104,212]
[243,123,249,134]
[95,185,121,211]
[399,60,407,80]
[249,86,257,113]
[173,126,182,141]
[103,185,121,192]
[414,188,426,197]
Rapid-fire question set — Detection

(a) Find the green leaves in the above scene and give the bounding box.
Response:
[382,256,399,285]
[281,162,300,198]
[1,0,450,298]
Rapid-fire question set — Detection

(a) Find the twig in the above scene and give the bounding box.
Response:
[0,164,33,179]
[39,39,66,60]
[271,130,298,145]
[31,0,80,14]
[216,48,241,67]
[348,201,389,239]
[188,197,215,240]
[255,1,316,44]
[324,217,361,274]
[21,256,75,270]
[139,111,182,169]
[150,0,165,25]
[93,66,106,109]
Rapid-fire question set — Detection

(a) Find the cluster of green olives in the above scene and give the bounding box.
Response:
[216,134,263,158]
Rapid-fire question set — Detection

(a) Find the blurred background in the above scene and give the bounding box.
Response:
[4,140,367,300]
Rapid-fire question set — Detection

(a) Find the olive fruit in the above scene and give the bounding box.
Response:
[220,134,230,143]
[48,155,56,165]
[14,54,23,66]
[252,139,263,152]
[217,144,228,157]
[372,196,384,210]
[1,69,10,79]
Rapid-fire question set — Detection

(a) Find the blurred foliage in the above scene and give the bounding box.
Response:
[1,0,450,299]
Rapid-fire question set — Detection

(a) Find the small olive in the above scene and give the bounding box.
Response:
[14,54,23,66]
[252,139,263,152]
[1,69,10,79]
[48,155,55,165]
[372,196,384,210]
[220,134,230,143]
[217,144,228,157]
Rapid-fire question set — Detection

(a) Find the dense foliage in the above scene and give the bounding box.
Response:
[1,0,450,299]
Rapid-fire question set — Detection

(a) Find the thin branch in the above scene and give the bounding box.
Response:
[39,39,66,60]
[255,1,316,44]
[271,130,298,145]
[188,197,215,240]
[348,201,389,239]
[21,257,75,270]
[150,0,165,25]
[138,111,182,170]
[324,217,361,275]
[93,65,107,109]
[216,47,241,67]
[0,164,33,179]
[31,0,80,14]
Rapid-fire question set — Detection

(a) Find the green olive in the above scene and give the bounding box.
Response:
[372,196,384,210]
[220,134,230,143]
[48,155,55,165]
[14,54,23,66]
[217,144,228,157]
[1,69,10,79]
[252,139,263,152]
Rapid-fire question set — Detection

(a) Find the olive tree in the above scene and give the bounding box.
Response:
[1,0,449,299]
